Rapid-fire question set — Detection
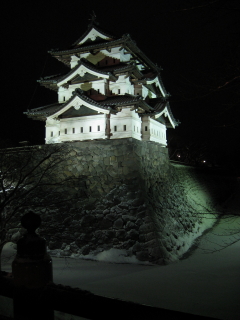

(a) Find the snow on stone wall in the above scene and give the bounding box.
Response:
[7,139,233,264]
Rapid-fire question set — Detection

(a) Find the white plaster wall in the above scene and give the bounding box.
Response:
[45,110,167,145]
[58,86,71,103]
[59,114,106,142]
[109,76,133,95]
[110,108,141,141]
[142,86,148,99]
[141,116,166,145]
[45,119,61,144]
[149,118,167,145]
[70,55,80,69]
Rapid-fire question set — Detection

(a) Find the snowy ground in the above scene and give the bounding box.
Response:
[2,215,240,320]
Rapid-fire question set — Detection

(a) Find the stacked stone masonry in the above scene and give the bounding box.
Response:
[8,139,235,264]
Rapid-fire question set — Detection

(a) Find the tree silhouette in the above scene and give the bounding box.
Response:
[0,142,85,270]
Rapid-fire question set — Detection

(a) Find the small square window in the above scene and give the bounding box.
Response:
[81,127,83,133]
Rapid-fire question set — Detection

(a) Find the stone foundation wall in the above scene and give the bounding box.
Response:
[7,139,235,264]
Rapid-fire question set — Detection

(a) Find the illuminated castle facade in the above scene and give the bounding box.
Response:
[25,18,178,145]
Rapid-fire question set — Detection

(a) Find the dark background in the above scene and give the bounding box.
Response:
[1,0,239,172]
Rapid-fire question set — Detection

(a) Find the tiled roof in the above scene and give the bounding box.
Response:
[100,63,133,73]
[24,103,63,117]
[49,37,125,56]
[96,94,152,112]
[48,32,165,83]
[38,75,63,83]
[144,99,179,127]
[165,103,179,127]
[48,35,165,87]
[24,91,150,119]
[40,73,62,81]
[38,58,116,85]
[69,89,116,111]
[149,99,168,111]
[97,94,142,106]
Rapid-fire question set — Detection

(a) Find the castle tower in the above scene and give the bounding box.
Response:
[25,17,178,145]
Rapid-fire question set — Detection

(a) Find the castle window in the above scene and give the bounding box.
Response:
[118,89,120,94]
[51,131,53,137]
[145,126,148,131]
[114,126,117,132]
[98,125,100,131]
[123,125,126,131]
[89,126,92,132]
[65,129,67,134]
[72,128,75,133]
[59,131,60,136]
[63,96,65,101]
[81,127,83,133]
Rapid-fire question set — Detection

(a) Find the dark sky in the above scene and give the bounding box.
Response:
[1,0,240,170]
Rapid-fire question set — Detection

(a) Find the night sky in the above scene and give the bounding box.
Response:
[1,0,240,171]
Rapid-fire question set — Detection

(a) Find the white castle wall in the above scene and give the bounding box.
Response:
[46,109,168,145]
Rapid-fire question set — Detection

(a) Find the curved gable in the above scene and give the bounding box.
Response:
[73,25,116,46]
[48,95,110,119]
[155,105,176,129]
[57,62,113,87]
[145,76,167,98]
